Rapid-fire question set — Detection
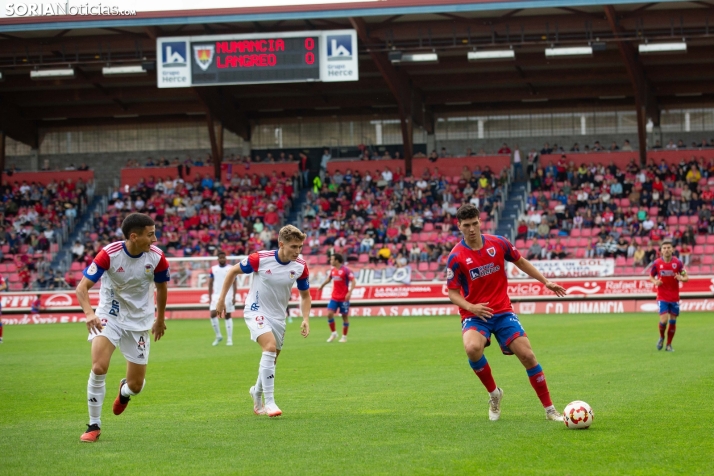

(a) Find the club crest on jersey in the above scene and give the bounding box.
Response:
[486,247,496,257]
[88,263,98,275]
[290,270,296,280]
[673,263,677,269]
[145,264,153,275]
[446,268,454,280]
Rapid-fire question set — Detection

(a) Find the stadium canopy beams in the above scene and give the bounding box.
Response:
[605,4,658,165]
[351,16,425,170]
[0,2,713,153]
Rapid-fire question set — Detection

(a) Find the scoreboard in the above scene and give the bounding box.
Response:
[157,30,358,88]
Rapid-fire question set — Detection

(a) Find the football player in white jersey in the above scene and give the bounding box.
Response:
[208,250,237,346]
[75,213,170,442]
[216,225,311,418]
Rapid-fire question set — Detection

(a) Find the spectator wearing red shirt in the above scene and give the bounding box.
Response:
[497,143,512,154]
[19,266,31,290]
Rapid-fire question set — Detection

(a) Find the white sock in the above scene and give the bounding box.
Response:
[259,351,277,405]
[545,405,556,413]
[87,371,106,426]
[255,372,263,395]
[120,379,145,398]
[210,317,222,338]
[489,388,501,398]
[225,318,233,340]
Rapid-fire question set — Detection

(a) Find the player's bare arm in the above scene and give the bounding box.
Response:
[208,275,214,298]
[76,276,102,335]
[153,282,168,342]
[650,275,663,286]
[448,288,493,321]
[512,257,566,297]
[345,277,356,301]
[299,289,311,337]
[318,273,332,291]
[216,264,244,317]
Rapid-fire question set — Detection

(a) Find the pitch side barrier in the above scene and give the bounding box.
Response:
[2,275,713,314]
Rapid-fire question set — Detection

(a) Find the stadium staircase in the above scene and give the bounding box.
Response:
[493,178,528,242]
[51,193,109,273]
[285,186,309,227]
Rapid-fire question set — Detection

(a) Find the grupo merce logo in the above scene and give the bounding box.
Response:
[326,34,352,61]
[162,42,187,68]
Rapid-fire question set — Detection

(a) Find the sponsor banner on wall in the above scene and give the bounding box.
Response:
[506,259,615,278]
[2,276,713,313]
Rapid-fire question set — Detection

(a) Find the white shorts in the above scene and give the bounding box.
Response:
[244,312,286,350]
[88,319,150,365]
[210,296,235,313]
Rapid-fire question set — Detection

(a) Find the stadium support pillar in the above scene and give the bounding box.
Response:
[401,116,414,173]
[0,131,5,174]
[207,115,223,180]
[605,5,658,166]
[350,17,431,174]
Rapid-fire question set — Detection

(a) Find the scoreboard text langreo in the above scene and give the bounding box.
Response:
[157,30,358,88]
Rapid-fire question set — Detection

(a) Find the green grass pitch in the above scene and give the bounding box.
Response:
[1,312,713,475]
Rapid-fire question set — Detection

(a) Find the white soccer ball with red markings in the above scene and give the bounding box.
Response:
[563,401,594,429]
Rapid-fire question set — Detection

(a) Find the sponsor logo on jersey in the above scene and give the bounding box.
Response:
[486,247,496,257]
[466,258,473,264]
[117,267,125,273]
[469,263,501,280]
[266,269,272,275]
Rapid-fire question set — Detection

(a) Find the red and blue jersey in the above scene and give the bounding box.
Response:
[446,234,522,321]
[650,257,685,303]
[330,265,354,302]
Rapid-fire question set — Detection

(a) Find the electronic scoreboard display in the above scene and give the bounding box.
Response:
[157,30,358,88]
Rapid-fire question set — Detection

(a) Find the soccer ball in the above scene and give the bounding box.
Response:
[563,401,594,429]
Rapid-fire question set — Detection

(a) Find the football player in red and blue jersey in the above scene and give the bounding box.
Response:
[446,204,567,422]
[649,240,688,352]
[318,254,355,343]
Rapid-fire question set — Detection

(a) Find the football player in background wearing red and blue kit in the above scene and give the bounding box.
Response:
[649,240,688,352]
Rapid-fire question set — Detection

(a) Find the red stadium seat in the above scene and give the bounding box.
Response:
[689,265,702,275]
[423,223,434,232]
[570,228,581,237]
[615,256,626,266]
[424,272,436,280]
[696,235,706,245]
[703,256,714,265]
[70,262,82,271]
[575,248,586,258]
[358,254,369,263]
[620,198,630,207]
[428,262,440,271]
[418,262,429,271]
[689,216,698,224]
[678,216,689,225]
[6,263,17,273]
[707,235,714,245]
[516,239,526,248]
[667,216,678,226]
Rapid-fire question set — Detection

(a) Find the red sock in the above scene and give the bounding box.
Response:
[527,364,553,408]
[343,322,349,336]
[667,320,676,345]
[469,356,497,393]
[0,322,3,338]
[328,318,335,332]
[659,322,667,339]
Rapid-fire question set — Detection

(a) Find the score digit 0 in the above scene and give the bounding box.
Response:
[305,37,315,65]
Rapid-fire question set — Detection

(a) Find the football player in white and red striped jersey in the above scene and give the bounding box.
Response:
[76,213,170,442]
[216,225,312,418]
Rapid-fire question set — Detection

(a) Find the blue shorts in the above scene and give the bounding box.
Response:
[658,301,680,317]
[327,300,350,316]
[461,312,527,356]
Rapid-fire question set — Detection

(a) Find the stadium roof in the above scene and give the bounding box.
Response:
[1,0,713,163]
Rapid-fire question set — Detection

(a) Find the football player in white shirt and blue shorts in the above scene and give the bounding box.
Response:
[216,225,312,418]
[76,213,170,442]
[208,251,237,346]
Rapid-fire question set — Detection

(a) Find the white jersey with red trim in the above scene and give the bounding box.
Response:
[239,250,309,320]
[210,263,234,301]
[84,241,170,331]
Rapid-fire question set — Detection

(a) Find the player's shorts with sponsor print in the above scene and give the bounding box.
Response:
[658,300,680,317]
[243,311,287,350]
[209,295,235,313]
[327,299,350,316]
[88,318,150,364]
[461,311,527,355]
